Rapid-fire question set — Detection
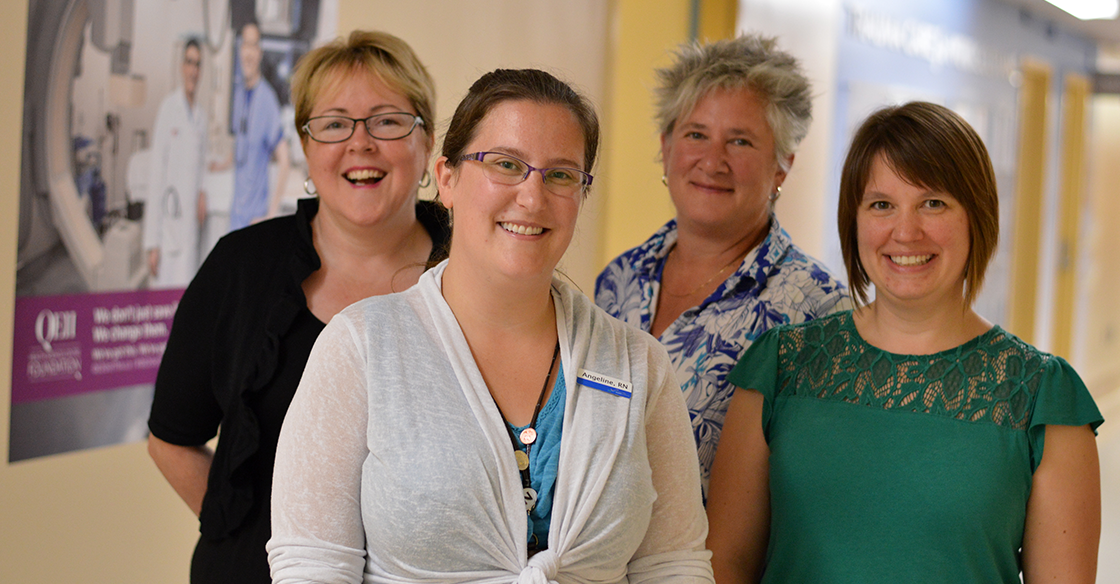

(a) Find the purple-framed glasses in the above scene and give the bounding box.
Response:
[459,151,593,198]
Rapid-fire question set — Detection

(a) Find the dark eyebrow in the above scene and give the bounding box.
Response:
[487,147,584,171]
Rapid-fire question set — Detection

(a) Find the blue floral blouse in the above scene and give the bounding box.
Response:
[595,215,851,499]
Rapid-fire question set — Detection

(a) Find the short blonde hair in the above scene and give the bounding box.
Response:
[291,30,435,143]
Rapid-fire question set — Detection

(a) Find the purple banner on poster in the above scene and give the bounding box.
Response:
[10,289,183,405]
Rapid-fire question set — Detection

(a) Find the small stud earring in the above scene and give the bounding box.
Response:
[769,186,782,203]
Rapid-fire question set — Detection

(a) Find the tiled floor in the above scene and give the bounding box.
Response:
[1098,391,1120,583]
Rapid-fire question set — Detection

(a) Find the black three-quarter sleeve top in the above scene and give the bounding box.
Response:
[148,197,450,582]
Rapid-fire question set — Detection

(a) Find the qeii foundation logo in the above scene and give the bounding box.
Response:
[25,308,83,383]
[35,308,78,352]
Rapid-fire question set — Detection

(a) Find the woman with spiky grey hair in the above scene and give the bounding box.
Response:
[596,34,850,501]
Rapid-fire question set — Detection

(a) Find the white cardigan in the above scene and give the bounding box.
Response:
[268,262,713,584]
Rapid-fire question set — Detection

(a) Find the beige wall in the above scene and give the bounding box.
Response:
[338,1,612,293]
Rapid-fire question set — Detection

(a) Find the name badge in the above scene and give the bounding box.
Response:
[577,370,632,399]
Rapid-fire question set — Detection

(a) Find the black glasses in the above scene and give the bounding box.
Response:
[303,112,424,143]
[459,151,593,199]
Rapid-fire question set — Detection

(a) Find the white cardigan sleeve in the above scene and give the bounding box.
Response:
[627,343,714,583]
[268,315,369,584]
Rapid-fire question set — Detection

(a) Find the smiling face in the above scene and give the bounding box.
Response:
[661,86,789,240]
[857,154,971,310]
[435,100,585,284]
[302,67,431,231]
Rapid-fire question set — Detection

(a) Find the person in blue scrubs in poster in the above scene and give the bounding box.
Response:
[215,20,291,231]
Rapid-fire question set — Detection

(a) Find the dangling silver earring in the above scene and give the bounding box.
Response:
[769,186,781,203]
[303,177,316,196]
[419,170,432,188]
[661,175,669,186]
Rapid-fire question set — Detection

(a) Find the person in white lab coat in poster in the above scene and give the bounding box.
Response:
[145,38,207,288]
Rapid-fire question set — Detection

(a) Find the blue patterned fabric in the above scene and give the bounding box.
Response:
[595,215,851,499]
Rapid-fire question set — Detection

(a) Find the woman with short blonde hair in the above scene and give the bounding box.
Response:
[596,34,850,501]
[148,30,448,584]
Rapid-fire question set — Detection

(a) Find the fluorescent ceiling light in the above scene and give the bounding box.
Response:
[1044,0,1120,19]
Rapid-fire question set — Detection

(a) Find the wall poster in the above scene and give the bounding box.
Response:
[12,0,335,462]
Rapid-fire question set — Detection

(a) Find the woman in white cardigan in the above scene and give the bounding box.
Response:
[268,68,713,584]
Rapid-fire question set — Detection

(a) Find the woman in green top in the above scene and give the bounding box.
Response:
[706,101,1103,583]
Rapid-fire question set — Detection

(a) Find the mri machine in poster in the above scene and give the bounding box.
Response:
[19,0,147,294]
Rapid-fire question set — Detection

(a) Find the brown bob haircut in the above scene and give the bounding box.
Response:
[838,101,999,307]
[290,30,436,144]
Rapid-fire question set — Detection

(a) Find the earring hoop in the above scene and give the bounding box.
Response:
[769,185,782,203]
[303,177,316,196]
[661,175,668,186]
[419,170,432,188]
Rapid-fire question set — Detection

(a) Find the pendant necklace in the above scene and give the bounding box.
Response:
[661,246,749,298]
[497,340,560,517]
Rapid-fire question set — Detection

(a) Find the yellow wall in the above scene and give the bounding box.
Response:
[1050,74,1090,360]
[1007,60,1051,344]
[598,0,737,265]
[599,0,692,264]
[1081,94,1120,395]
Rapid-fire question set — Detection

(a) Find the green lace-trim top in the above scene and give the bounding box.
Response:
[726,311,1103,584]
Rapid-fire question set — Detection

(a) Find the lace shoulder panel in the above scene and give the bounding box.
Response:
[775,316,1051,430]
